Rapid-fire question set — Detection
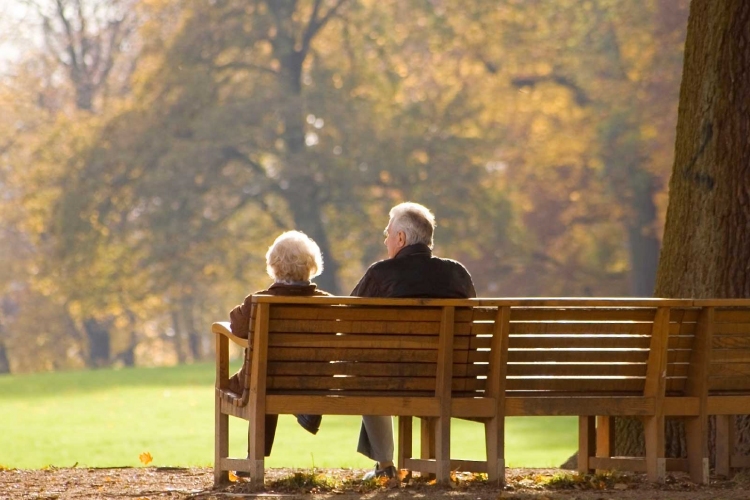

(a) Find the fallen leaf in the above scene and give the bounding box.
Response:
[138,452,153,465]
[228,471,239,482]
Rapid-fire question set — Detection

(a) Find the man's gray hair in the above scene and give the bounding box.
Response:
[389,202,435,249]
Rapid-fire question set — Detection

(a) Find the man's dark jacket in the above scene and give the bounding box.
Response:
[351,243,476,298]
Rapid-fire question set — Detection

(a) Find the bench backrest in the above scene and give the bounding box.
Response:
[709,307,750,394]
[249,297,750,405]
[261,301,455,397]
[498,306,664,397]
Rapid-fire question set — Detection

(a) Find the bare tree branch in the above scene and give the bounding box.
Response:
[301,0,349,55]
[511,74,590,106]
[55,0,81,74]
[214,61,278,76]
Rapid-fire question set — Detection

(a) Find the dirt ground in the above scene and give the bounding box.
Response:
[1,466,749,500]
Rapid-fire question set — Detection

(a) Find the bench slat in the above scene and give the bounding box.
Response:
[506,363,647,377]
[506,350,651,363]
[711,349,750,363]
[713,336,750,348]
[267,333,439,349]
[267,361,437,377]
[268,347,437,362]
[714,324,750,335]
[268,375,438,391]
[269,305,448,321]
[269,319,445,334]
[508,309,658,322]
[505,378,645,392]
[265,395,441,416]
[708,376,750,391]
[709,362,750,378]
[267,376,488,392]
[505,396,655,416]
[714,309,750,323]
[508,335,651,349]
[509,323,654,335]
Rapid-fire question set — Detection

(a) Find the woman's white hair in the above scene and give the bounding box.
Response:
[266,231,324,282]
[389,202,435,248]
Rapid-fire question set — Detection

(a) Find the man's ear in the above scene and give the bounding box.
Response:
[397,231,407,247]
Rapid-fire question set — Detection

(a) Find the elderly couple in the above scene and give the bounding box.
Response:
[227,202,476,480]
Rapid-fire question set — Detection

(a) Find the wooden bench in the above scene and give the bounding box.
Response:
[212,296,478,485]
[699,301,750,476]
[211,296,750,486]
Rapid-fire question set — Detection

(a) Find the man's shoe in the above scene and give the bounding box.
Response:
[362,463,397,480]
[295,414,322,435]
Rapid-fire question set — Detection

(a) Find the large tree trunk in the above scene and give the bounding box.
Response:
[618,0,750,468]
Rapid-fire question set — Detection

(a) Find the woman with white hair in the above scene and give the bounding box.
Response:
[227,230,330,462]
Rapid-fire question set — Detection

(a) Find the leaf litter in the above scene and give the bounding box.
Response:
[0,466,748,500]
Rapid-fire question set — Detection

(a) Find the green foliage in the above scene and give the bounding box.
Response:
[0,0,689,372]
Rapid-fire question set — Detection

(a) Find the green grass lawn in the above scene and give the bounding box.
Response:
[0,363,577,469]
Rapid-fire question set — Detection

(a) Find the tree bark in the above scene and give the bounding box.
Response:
[625,171,660,297]
[655,1,750,298]
[618,0,750,466]
[0,341,10,374]
[84,318,111,368]
[170,308,189,364]
[600,115,661,297]
[0,296,13,374]
[182,296,202,361]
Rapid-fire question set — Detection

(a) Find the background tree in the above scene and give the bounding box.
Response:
[0,0,140,370]
[0,0,690,372]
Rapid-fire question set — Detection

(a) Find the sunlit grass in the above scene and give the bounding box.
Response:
[0,363,576,469]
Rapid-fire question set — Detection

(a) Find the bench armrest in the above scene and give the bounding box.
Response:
[211,322,249,348]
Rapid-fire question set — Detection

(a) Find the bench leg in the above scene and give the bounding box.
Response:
[644,415,666,483]
[685,415,709,484]
[578,416,596,474]
[397,416,413,471]
[484,416,505,485]
[214,397,229,486]
[247,409,266,484]
[434,416,451,483]
[420,417,436,459]
[596,416,614,459]
[715,415,733,478]
[419,417,436,479]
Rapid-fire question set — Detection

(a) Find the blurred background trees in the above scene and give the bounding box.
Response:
[0,0,690,373]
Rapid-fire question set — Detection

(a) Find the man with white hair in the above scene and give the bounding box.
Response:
[351,202,476,479]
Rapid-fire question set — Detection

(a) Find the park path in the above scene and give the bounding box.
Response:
[1,466,749,499]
